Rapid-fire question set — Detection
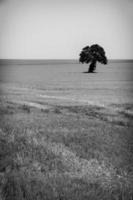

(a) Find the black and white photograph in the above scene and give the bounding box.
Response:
[0,0,133,199]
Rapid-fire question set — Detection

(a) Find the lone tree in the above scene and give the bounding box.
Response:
[79,44,108,73]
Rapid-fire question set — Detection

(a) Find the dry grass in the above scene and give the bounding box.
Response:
[0,100,133,200]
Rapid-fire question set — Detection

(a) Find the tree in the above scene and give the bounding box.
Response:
[79,44,108,73]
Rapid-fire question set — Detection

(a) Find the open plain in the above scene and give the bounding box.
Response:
[0,61,133,200]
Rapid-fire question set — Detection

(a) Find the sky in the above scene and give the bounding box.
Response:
[0,0,133,59]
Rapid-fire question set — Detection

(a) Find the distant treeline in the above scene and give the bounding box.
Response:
[0,59,133,65]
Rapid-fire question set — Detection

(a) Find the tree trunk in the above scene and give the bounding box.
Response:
[88,60,96,73]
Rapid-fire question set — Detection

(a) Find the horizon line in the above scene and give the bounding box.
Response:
[0,58,133,65]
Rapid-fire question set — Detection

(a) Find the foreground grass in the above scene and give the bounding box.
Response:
[0,100,133,200]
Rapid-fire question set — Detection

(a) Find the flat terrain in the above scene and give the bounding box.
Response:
[0,62,133,199]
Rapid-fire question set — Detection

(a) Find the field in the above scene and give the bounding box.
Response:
[0,61,133,199]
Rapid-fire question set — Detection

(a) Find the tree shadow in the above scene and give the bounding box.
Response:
[82,71,97,74]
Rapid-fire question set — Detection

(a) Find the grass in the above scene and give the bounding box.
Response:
[0,100,133,200]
